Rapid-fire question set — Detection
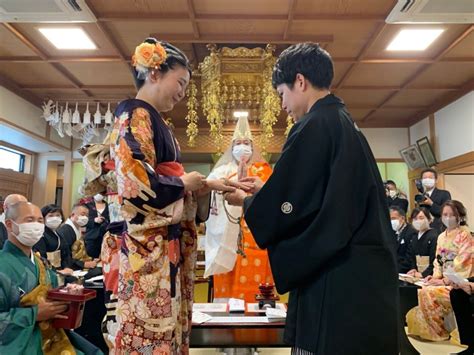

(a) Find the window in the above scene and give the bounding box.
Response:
[0,147,25,172]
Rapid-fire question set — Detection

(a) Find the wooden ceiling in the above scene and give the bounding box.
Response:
[0,0,473,129]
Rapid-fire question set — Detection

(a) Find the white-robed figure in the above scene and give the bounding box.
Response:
[204,116,274,302]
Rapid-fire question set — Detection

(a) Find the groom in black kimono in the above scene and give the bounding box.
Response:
[226,43,400,355]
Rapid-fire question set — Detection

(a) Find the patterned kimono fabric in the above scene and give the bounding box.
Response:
[110,100,198,355]
[213,162,275,303]
[72,237,92,262]
[100,193,125,349]
[406,226,473,342]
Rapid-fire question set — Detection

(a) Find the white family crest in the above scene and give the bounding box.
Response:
[281,202,293,214]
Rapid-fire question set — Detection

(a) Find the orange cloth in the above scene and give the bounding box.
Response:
[213,162,275,302]
[155,161,185,177]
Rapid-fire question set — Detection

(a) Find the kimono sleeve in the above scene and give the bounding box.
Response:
[0,272,38,349]
[453,229,473,278]
[113,107,184,213]
[245,112,364,293]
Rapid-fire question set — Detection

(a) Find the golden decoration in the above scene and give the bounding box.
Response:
[184,78,199,147]
[285,115,295,137]
[164,117,175,130]
[200,44,224,152]
[259,44,281,151]
[191,43,282,154]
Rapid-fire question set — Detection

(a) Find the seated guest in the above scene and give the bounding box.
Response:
[33,204,72,273]
[0,194,27,249]
[386,180,409,213]
[57,204,98,270]
[407,200,473,342]
[0,201,102,354]
[417,168,451,232]
[406,207,439,278]
[390,206,417,273]
[84,194,109,259]
[449,278,474,355]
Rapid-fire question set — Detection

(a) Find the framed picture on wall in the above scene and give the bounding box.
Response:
[399,144,427,170]
[416,136,438,167]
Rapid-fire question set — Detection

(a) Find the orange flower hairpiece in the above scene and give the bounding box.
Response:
[132,42,167,79]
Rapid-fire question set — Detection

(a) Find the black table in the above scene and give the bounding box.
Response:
[190,284,421,354]
[190,313,286,348]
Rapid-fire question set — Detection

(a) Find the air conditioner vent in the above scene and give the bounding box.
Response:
[386,0,474,23]
[0,0,96,22]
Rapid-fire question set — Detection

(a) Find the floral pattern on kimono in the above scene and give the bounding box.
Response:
[110,99,198,354]
[407,226,473,342]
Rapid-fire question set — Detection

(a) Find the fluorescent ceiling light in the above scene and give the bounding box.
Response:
[39,27,96,50]
[386,29,444,51]
[233,111,249,118]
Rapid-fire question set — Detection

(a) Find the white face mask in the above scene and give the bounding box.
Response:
[422,178,435,189]
[391,219,400,232]
[389,190,397,198]
[94,194,104,202]
[45,216,62,230]
[232,144,252,163]
[12,221,45,247]
[442,216,458,230]
[413,219,429,232]
[76,215,89,227]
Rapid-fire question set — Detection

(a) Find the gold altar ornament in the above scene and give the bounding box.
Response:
[194,44,281,153]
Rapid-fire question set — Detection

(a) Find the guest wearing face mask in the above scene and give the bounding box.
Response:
[417,168,451,233]
[386,180,409,213]
[407,200,473,343]
[390,206,417,273]
[406,207,438,278]
[84,194,110,259]
[33,204,74,276]
[57,204,98,270]
[0,194,28,249]
[0,201,103,354]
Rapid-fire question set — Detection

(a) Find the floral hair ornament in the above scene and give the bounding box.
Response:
[132,41,167,80]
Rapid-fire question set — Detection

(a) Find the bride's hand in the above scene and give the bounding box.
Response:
[239,176,264,194]
[205,179,236,193]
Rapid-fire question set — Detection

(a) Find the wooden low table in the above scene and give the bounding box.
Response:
[190,310,286,348]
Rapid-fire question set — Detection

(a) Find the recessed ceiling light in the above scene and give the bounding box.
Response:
[39,27,96,50]
[386,29,444,51]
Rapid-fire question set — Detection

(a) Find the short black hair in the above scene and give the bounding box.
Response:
[420,168,438,179]
[389,206,406,218]
[41,204,64,221]
[71,203,88,215]
[410,207,432,221]
[385,180,396,187]
[272,42,334,90]
[133,38,192,90]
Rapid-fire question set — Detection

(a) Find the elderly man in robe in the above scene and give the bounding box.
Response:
[0,194,27,249]
[0,201,102,354]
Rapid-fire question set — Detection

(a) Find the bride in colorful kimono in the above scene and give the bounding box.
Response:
[407,200,473,344]
[204,115,274,302]
[111,38,234,354]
